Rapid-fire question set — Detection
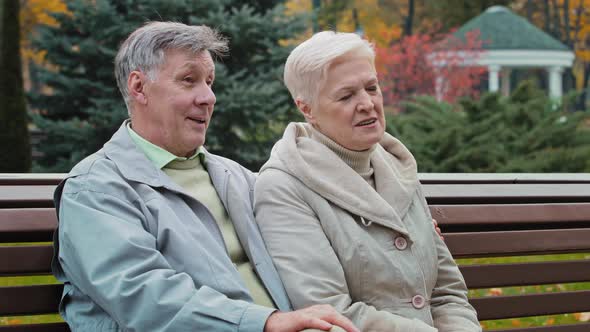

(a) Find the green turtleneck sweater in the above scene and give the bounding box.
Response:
[126,123,275,308]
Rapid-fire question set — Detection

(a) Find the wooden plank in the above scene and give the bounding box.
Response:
[418,173,590,184]
[0,285,63,316]
[472,290,590,320]
[0,246,54,276]
[430,203,590,228]
[423,184,590,204]
[0,323,70,332]
[460,260,590,288]
[0,174,65,186]
[445,228,590,258]
[0,209,57,242]
[0,186,56,208]
[486,322,590,332]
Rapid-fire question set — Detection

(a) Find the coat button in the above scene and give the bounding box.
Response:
[411,295,426,309]
[394,236,408,250]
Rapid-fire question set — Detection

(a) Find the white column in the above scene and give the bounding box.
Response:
[548,66,564,99]
[488,65,500,92]
[435,75,444,101]
[500,68,511,96]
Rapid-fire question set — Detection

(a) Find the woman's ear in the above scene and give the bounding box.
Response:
[128,71,148,105]
[295,98,316,125]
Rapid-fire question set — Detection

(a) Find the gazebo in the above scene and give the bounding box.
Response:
[431,6,575,99]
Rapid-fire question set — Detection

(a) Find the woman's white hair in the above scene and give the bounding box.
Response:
[283,31,375,106]
[114,21,228,114]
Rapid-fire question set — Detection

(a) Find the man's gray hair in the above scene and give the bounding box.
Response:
[115,21,228,114]
[284,31,375,106]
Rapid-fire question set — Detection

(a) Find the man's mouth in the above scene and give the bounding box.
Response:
[355,118,377,127]
[188,117,206,124]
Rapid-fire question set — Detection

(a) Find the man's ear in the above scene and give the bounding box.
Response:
[295,98,316,125]
[128,71,148,105]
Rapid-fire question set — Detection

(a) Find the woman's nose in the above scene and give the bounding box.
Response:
[356,91,374,112]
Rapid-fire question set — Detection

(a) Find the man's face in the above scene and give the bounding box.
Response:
[140,49,216,157]
[306,55,385,151]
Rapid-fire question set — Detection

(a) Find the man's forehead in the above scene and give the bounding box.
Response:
[166,49,215,72]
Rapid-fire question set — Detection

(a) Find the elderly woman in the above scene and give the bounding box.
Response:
[254,31,481,332]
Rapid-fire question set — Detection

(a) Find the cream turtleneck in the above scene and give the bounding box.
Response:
[309,125,376,188]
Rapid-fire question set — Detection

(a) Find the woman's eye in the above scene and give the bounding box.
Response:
[183,77,194,83]
[367,85,378,92]
[339,94,352,101]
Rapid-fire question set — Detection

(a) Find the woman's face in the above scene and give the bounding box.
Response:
[304,55,385,151]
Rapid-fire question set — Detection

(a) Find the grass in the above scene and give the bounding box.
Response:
[458,253,590,330]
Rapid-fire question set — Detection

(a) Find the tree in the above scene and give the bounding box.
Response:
[424,0,512,33]
[0,0,32,172]
[30,0,305,172]
[376,30,486,108]
[513,0,590,109]
[388,81,590,172]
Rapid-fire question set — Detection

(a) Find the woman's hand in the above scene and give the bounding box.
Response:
[433,218,444,241]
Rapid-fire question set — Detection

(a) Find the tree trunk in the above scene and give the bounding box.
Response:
[403,0,415,37]
[0,0,32,172]
[543,0,551,34]
[526,0,534,21]
[312,0,321,32]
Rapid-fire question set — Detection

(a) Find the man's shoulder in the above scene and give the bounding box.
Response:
[205,151,256,179]
[61,149,127,195]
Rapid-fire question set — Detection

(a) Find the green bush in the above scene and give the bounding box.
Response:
[387,81,590,172]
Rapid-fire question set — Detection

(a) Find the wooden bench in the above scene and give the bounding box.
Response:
[1,173,589,332]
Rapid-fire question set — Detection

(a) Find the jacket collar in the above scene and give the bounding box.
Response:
[103,121,228,194]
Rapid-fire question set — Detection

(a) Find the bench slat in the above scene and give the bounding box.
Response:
[0,285,63,316]
[424,184,590,204]
[418,173,590,184]
[0,323,70,332]
[472,290,590,320]
[445,228,590,258]
[431,203,590,227]
[0,245,54,276]
[0,186,56,209]
[487,322,590,332]
[460,260,590,288]
[0,209,56,242]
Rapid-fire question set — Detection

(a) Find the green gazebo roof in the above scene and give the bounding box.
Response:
[453,6,570,51]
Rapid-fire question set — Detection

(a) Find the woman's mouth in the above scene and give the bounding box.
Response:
[355,118,377,127]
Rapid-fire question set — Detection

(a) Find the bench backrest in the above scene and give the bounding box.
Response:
[1,173,590,332]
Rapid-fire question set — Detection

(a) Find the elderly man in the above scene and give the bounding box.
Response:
[51,21,358,332]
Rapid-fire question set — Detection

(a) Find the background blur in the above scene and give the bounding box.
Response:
[1,0,589,173]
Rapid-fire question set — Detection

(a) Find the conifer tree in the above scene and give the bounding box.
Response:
[30,0,304,171]
[388,81,590,172]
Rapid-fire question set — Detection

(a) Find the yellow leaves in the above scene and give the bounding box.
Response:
[283,0,406,46]
[20,0,68,35]
[573,312,590,322]
[284,0,311,16]
[19,0,69,63]
[487,288,503,296]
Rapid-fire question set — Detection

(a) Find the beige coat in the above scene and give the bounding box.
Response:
[254,123,481,332]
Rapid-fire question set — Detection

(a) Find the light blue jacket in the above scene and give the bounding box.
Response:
[51,123,292,331]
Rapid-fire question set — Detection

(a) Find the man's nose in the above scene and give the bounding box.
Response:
[195,84,216,106]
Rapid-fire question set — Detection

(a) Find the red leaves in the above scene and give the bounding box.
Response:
[376,30,486,109]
